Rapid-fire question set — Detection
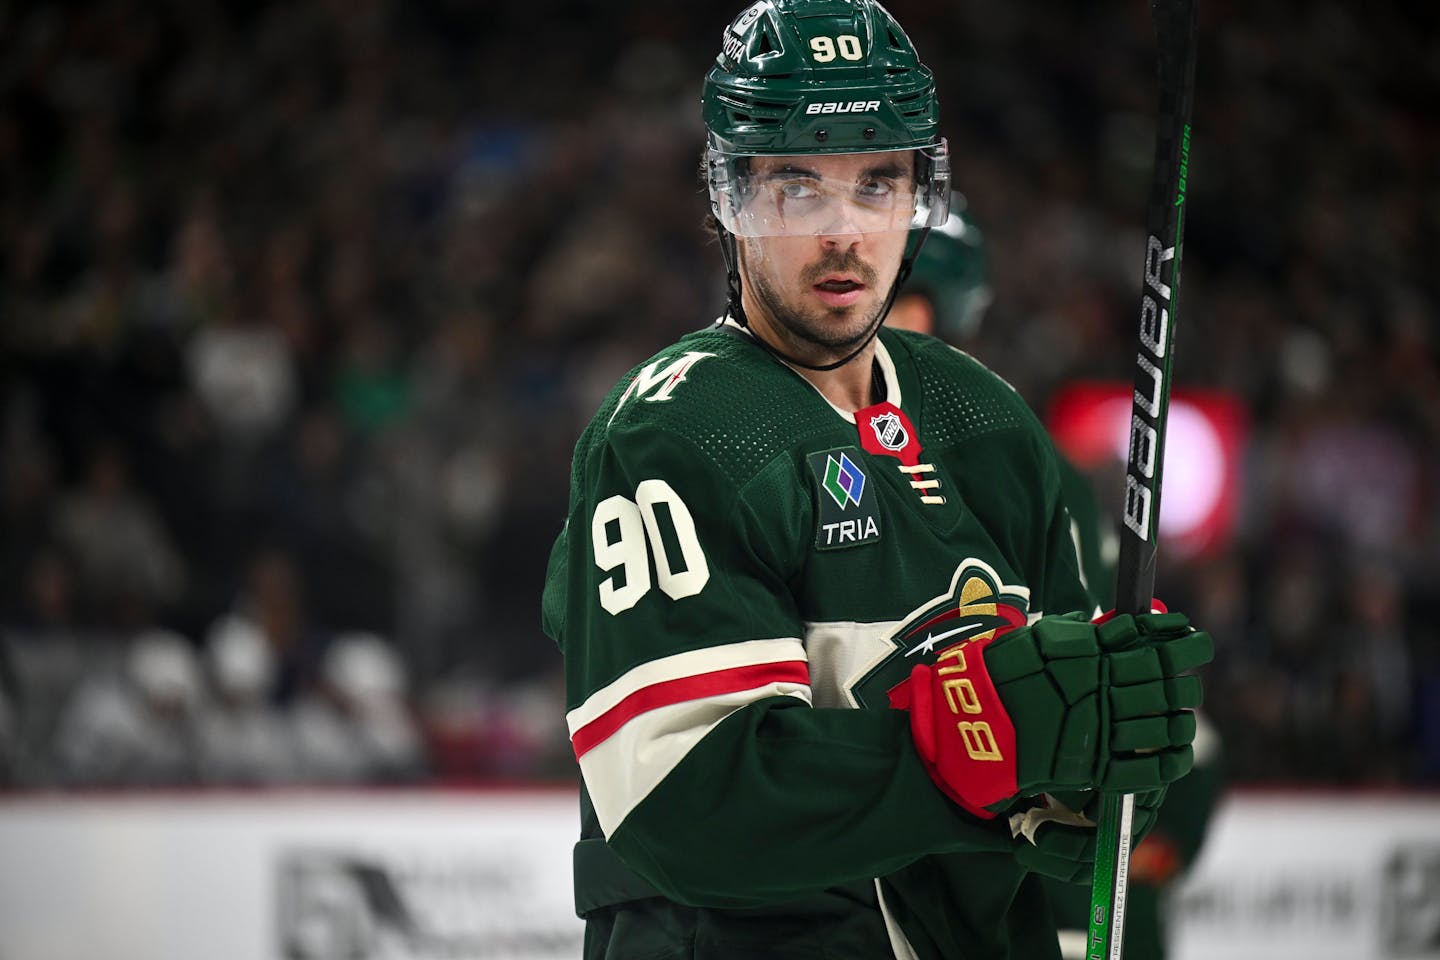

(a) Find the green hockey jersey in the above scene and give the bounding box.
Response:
[542,321,1096,960]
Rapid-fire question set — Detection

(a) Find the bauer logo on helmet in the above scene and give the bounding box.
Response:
[805,100,882,115]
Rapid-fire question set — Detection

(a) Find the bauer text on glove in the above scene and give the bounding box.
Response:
[896,612,1211,819]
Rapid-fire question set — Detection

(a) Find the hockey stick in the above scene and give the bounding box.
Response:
[1086,1,1199,958]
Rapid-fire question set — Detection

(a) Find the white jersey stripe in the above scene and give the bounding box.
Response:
[581,681,812,837]
[566,637,807,735]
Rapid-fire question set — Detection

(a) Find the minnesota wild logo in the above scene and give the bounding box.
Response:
[850,559,1030,709]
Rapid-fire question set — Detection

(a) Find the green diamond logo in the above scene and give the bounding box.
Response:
[822,452,865,509]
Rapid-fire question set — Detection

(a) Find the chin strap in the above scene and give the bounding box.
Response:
[717,224,934,373]
[716,221,751,335]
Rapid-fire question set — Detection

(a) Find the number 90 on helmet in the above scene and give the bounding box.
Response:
[702,0,950,238]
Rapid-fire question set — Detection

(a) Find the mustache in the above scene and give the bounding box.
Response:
[800,249,878,287]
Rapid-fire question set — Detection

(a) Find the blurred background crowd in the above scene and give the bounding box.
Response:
[1,0,1436,790]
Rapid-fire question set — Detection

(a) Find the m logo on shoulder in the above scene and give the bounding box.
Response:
[807,447,880,550]
[609,351,715,426]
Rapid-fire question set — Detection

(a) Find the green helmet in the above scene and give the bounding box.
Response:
[703,0,949,237]
[903,203,993,341]
[704,0,941,154]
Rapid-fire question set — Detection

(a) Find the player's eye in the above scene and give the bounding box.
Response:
[778,180,820,200]
[856,178,896,201]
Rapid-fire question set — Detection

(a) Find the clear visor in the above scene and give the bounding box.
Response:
[708,141,950,238]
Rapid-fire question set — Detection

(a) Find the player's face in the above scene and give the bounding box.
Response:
[737,151,914,357]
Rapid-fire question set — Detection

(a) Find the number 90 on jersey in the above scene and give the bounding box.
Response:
[592,480,710,615]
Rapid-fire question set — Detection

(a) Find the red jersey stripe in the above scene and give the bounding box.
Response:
[570,660,810,759]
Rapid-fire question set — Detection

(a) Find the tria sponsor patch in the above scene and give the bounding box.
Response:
[806,447,881,550]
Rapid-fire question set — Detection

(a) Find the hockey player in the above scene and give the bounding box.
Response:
[541,2,1212,957]
[888,208,1225,960]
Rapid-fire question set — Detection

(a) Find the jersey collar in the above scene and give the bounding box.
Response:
[718,314,904,423]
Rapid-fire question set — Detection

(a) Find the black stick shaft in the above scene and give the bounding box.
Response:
[1087,1,1198,958]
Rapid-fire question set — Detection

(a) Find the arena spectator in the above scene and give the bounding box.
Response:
[196,613,298,785]
[52,628,203,787]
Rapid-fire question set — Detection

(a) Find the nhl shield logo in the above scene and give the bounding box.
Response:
[854,400,921,467]
[869,412,907,452]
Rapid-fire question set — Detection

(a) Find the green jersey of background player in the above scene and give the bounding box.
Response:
[541,2,1213,958]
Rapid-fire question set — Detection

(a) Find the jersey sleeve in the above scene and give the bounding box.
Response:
[542,419,1015,909]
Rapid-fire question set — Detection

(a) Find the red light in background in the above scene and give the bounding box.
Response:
[1048,382,1249,558]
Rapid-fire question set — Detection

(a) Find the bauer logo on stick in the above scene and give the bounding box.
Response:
[1123,231,1177,542]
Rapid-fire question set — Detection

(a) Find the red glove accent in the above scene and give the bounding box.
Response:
[892,635,1019,820]
[1092,598,1168,625]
